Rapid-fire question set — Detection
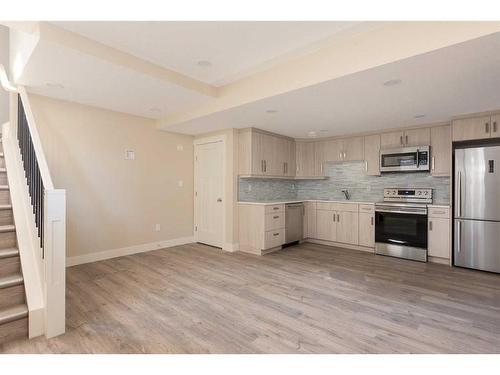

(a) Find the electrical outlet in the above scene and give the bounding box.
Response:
[154,224,161,232]
[177,145,184,151]
[178,180,184,187]
[125,150,135,160]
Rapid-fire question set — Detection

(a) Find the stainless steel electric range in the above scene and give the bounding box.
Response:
[375,188,432,262]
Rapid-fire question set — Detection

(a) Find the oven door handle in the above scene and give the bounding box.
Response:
[416,149,419,168]
[375,208,427,215]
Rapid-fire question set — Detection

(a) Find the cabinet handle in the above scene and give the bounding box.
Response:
[337,214,340,222]
[400,135,403,145]
[333,213,336,222]
[371,216,374,225]
[494,122,497,133]
[273,207,279,210]
[431,156,435,171]
[365,161,368,172]
[339,151,342,160]
[429,221,433,231]
[320,163,323,174]
[343,151,346,159]
[264,160,267,172]
[273,216,279,219]
[405,135,408,145]
[273,233,280,236]
[283,162,286,174]
[485,122,490,134]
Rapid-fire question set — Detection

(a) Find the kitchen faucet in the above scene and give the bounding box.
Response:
[342,189,351,200]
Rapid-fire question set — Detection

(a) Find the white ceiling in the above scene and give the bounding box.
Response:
[163,32,500,137]
[50,21,361,86]
[16,37,211,119]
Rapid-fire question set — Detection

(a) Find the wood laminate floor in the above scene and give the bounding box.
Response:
[2,242,500,353]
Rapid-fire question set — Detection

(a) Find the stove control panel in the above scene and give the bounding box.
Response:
[383,188,432,202]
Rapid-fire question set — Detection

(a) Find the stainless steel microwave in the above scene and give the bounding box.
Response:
[380,146,430,172]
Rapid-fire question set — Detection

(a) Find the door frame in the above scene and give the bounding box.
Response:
[193,135,226,248]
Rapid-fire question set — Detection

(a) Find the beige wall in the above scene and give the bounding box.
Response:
[29,94,194,259]
[195,128,239,248]
[0,26,9,124]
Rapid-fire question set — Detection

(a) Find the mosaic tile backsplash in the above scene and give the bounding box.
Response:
[238,161,450,205]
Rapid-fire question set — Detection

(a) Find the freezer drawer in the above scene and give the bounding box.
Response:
[454,219,500,273]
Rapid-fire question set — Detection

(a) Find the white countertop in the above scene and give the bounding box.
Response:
[238,200,451,207]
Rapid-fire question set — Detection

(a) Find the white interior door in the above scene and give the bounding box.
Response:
[195,140,224,248]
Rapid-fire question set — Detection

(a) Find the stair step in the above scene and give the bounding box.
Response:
[0,185,9,190]
[0,304,28,325]
[0,224,15,233]
[0,204,12,210]
[0,152,4,157]
[0,248,18,259]
[0,168,5,173]
[0,274,23,289]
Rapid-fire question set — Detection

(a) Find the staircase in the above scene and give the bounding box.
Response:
[0,142,28,345]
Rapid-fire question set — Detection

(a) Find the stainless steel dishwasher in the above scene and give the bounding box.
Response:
[285,203,304,244]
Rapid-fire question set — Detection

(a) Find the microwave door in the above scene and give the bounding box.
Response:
[381,152,417,171]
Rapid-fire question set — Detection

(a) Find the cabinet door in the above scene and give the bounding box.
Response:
[364,134,380,176]
[428,217,450,259]
[316,210,336,241]
[251,131,265,175]
[274,137,288,176]
[452,116,491,141]
[358,212,374,247]
[336,211,358,245]
[314,141,325,176]
[323,139,342,162]
[380,131,404,149]
[286,140,296,177]
[404,128,430,146]
[303,202,316,238]
[295,141,315,177]
[430,125,451,176]
[491,114,500,139]
[342,137,364,161]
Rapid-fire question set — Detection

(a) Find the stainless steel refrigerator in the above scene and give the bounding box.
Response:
[454,145,500,273]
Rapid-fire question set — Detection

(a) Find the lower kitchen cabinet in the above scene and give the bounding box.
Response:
[337,210,359,245]
[238,203,286,255]
[303,202,317,238]
[316,209,336,241]
[313,202,359,245]
[358,204,375,247]
[428,206,451,261]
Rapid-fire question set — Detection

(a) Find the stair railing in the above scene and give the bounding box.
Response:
[1,64,66,339]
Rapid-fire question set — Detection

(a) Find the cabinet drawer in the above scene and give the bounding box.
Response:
[265,212,285,231]
[333,203,358,212]
[316,202,335,211]
[428,207,450,218]
[359,204,375,213]
[264,204,284,214]
[264,229,284,250]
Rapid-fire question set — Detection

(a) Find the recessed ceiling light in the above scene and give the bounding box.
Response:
[383,79,402,87]
[197,60,212,67]
[320,129,328,133]
[46,82,64,89]
[414,114,426,119]
[149,107,161,113]
[266,109,278,114]
[307,131,318,138]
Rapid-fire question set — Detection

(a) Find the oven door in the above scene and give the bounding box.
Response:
[380,147,429,172]
[375,209,428,249]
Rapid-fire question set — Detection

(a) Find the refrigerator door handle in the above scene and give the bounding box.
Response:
[457,171,462,217]
[457,220,461,253]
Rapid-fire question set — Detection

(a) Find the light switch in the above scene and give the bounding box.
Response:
[125,150,135,160]
[154,224,161,232]
[178,180,184,187]
[177,145,184,151]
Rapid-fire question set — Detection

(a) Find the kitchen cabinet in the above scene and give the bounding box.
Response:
[303,202,317,239]
[341,137,364,161]
[314,202,359,245]
[430,125,451,176]
[239,128,295,177]
[314,141,326,176]
[380,128,430,148]
[238,203,286,255]
[316,208,336,241]
[296,141,316,177]
[363,134,381,176]
[428,207,451,260]
[358,204,375,247]
[453,115,498,141]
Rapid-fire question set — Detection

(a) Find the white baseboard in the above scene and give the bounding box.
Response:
[66,236,195,267]
[222,242,239,252]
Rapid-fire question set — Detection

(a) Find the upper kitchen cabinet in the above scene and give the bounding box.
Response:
[380,128,430,148]
[430,125,451,176]
[238,128,294,177]
[363,134,381,176]
[453,115,498,141]
[317,137,363,164]
[341,136,364,161]
[295,141,316,177]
